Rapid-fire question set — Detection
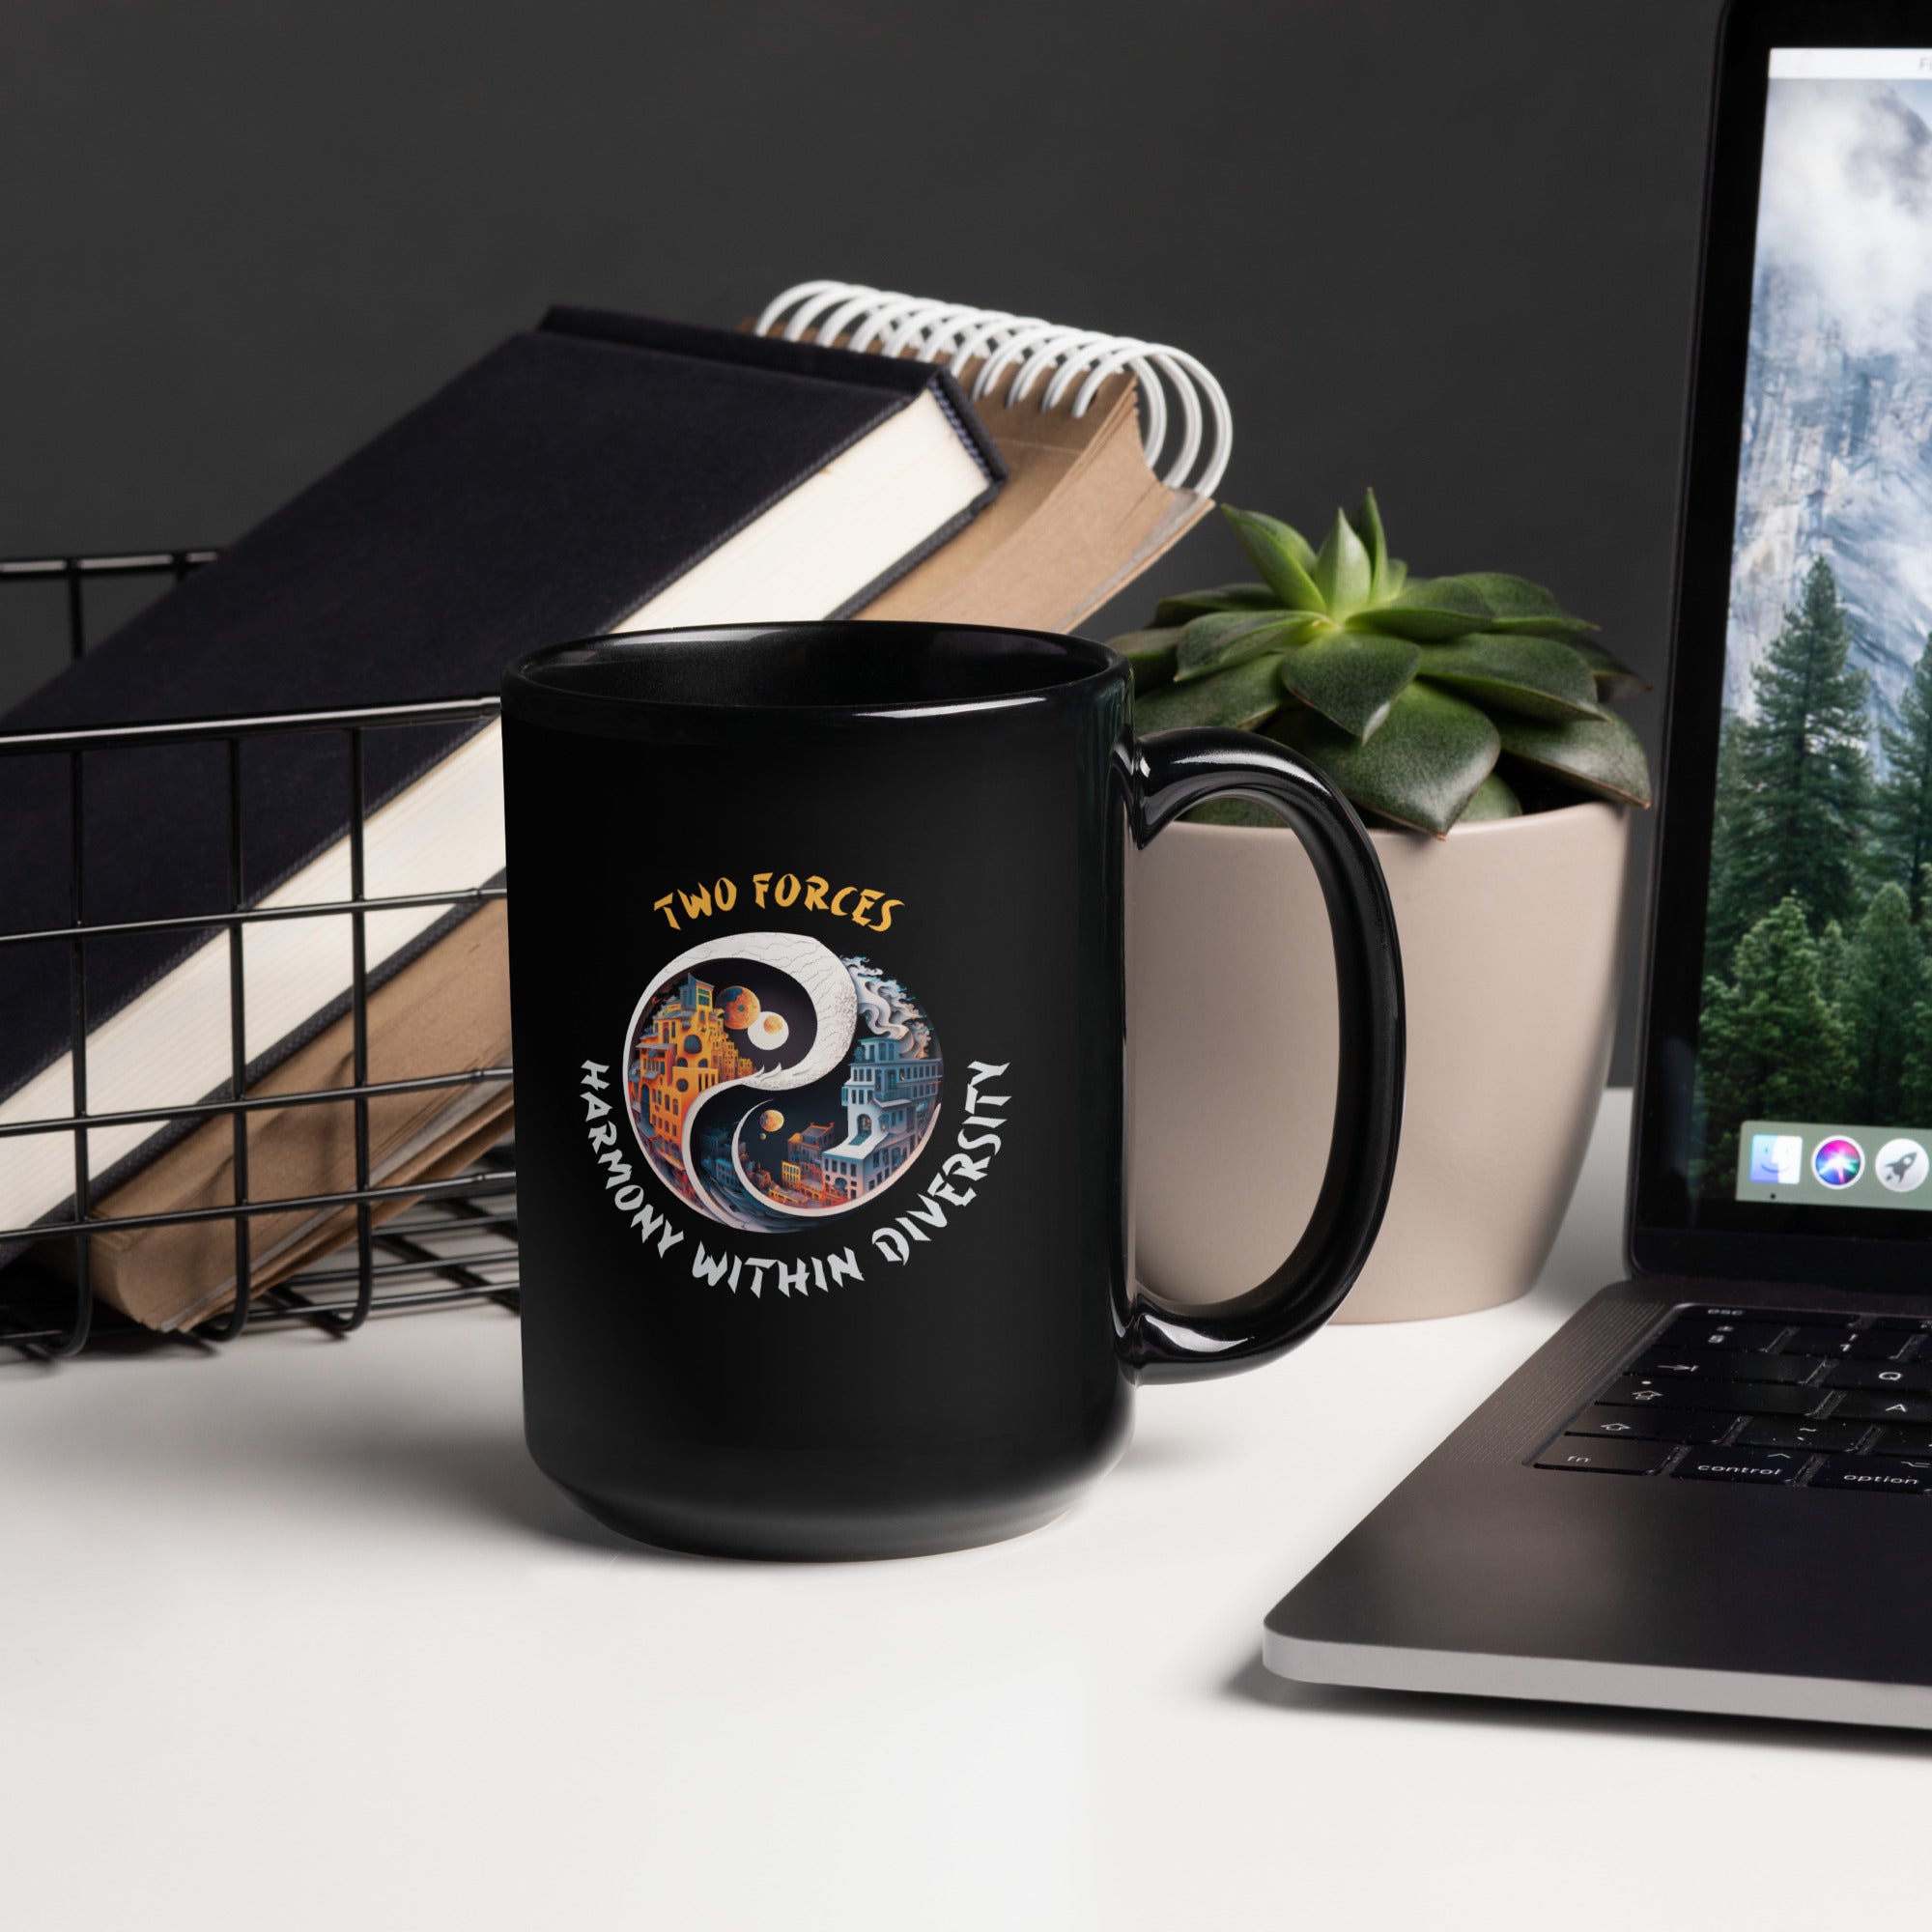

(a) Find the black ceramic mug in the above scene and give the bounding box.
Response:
[500,622,1403,1558]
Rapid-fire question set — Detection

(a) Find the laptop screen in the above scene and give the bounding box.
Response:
[1693,45,1932,1218]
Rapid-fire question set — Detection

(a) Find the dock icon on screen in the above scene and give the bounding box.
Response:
[1749,1133,1803,1186]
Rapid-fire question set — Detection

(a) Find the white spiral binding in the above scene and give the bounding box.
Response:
[753,280,1232,497]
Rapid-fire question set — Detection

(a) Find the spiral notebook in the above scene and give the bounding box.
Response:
[753,282,1232,633]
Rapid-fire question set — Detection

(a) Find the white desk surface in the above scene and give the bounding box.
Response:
[6,1086,1929,1931]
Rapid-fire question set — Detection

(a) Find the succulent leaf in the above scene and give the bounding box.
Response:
[1346,578,1492,640]
[1134,653,1288,732]
[1311,509,1375,616]
[1233,509,1318,574]
[1270,682,1501,837]
[1454,574,1598,636]
[1113,627,1181,692]
[1174,611,1316,683]
[1495,709,1653,807]
[1414,632,1603,722]
[1455,772,1523,823]
[1350,489,1390,596]
[1152,582,1277,627]
[1383,556,1408,596]
[1566,636,1650,700]
[1220,507,1326,611]
[1275,629,1421,739]
[1355,572,1597,640]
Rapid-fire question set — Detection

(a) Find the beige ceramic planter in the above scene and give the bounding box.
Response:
[1127,800,1632,1322]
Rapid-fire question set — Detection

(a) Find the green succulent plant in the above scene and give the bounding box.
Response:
[1112,494,1653,836]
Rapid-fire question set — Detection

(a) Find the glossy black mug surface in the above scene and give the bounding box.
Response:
[501,622,1403,1559]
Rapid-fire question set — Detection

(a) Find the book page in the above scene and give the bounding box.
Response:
[860,371,1209,632]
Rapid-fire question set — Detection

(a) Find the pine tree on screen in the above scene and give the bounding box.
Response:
[1703,719,1750,976]
[1815,917,1849,996]
[1871,636,1932,923]
[1693,895,1850,1189]
[1840,883,1929,1122]
[1704,559,1871,965]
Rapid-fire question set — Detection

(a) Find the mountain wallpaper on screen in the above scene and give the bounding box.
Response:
[1694,75,1932,1193]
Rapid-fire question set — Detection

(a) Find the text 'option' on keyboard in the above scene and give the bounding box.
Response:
[1808,1456,1932,1493]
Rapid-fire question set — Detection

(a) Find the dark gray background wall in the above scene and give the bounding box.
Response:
[0,0,1729,1077]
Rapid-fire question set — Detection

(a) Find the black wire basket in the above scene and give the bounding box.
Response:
[0,550,519,1360]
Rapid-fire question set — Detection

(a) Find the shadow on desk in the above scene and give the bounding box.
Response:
[1223,1651,1932,1757]
[327,1424,707,1563]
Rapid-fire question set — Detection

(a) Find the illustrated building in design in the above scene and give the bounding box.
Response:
[781,1122,837,1195]
[819,1030,944,1203]
[627,974,755,1180]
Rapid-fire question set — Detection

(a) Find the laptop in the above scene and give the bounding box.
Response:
[1263,0,1932,1730]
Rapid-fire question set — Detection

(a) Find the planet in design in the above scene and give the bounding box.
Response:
[758,1109,785,1133]
[720,986,760,1030]
[754,1011,790,1048]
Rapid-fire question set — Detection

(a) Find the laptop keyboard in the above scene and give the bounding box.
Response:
[1534,1306,1932,1492]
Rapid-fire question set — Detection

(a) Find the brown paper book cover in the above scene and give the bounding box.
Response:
[41,901,512,1330]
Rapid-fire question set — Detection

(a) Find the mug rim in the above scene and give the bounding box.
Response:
[501,620,1125,732]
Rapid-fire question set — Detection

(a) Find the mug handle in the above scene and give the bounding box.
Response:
[1121,726,1406,1382]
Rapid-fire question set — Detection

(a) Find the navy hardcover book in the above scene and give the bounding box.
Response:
[0,309,1003,1242]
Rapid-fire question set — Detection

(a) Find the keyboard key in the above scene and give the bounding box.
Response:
[1632,1349,1819,1383]
[1841,1332,1918,1360]
[1671,1446,1805,1484]
[1601,1378,1827,1415]
[1876,1425,1932,1456]
[1824,1361,1932,1392]
[1783,1326,1908,1359]
[1809,1456,1932,1494]
[1535,1438,1675,1474]
[1661,1315,1788,1351]
[1736,1418,1868,1452]
[1832,1392,1932,1424]
[1566,1406,1735,1443]
[1866,1317,1932,1334]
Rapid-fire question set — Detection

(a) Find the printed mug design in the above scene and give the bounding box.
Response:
[622,931,944,1235]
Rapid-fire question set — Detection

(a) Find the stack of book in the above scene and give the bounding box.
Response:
[0,286,1230,1329]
